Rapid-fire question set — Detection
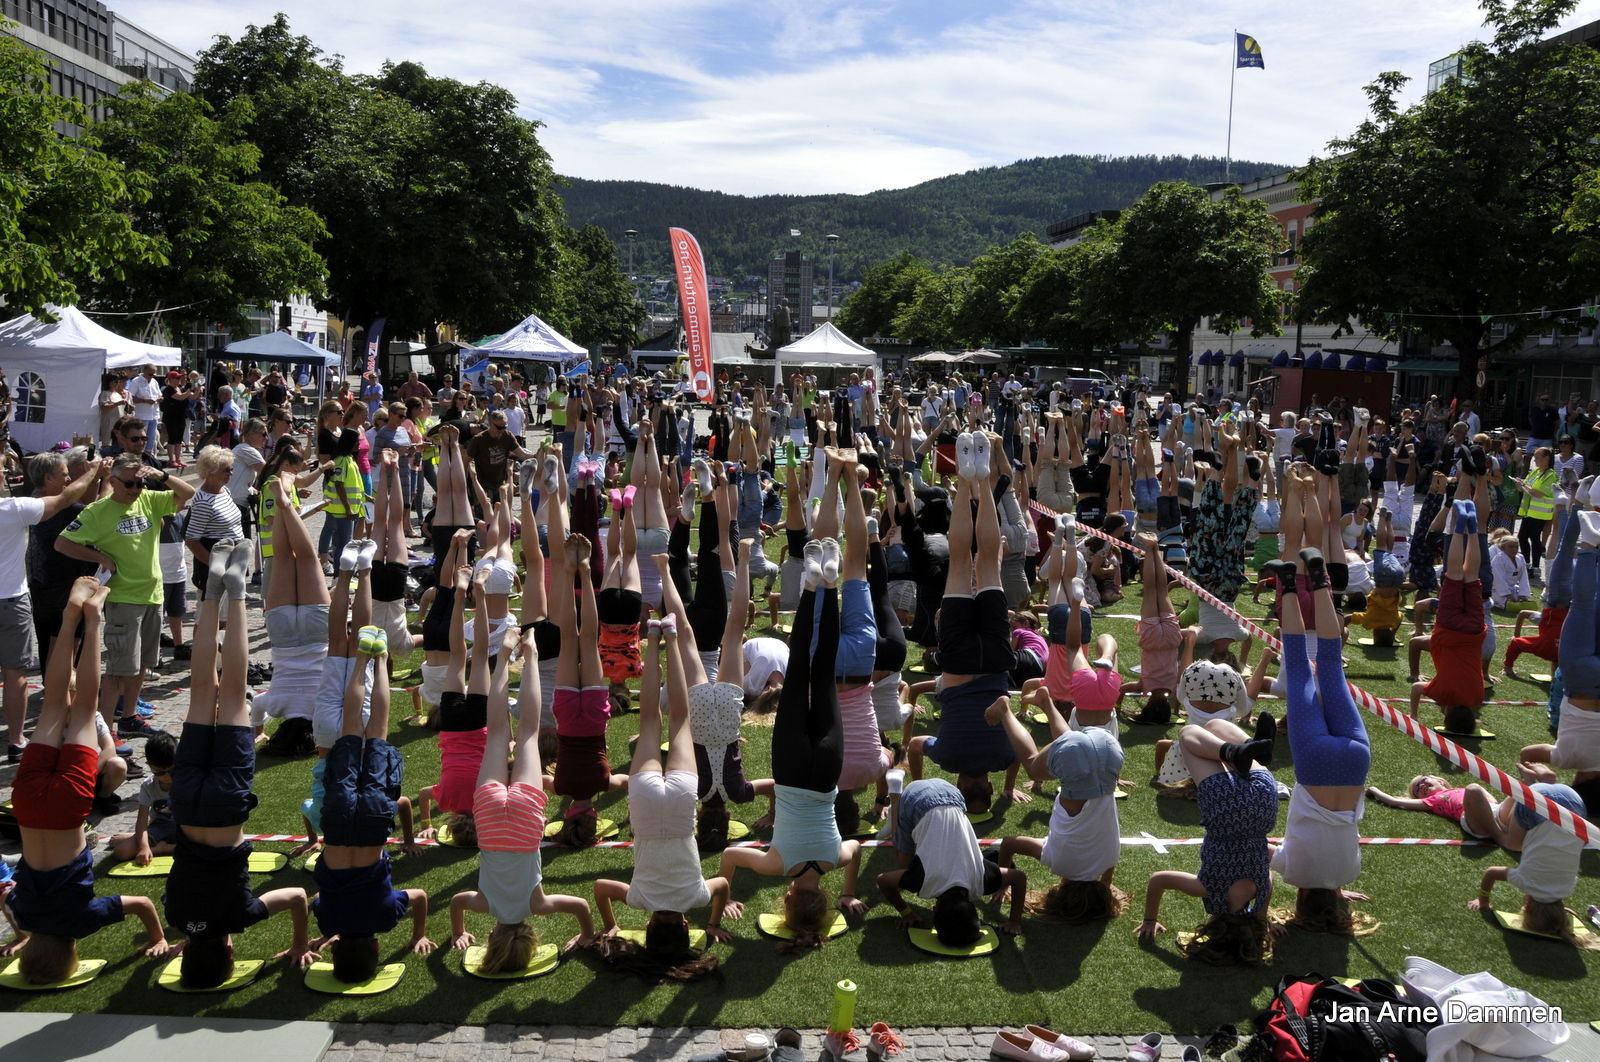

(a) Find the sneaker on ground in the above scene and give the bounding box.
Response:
[116,717,168,739]
[825,1030,862,1061]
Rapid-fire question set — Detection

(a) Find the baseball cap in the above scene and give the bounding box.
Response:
[1046,728,1124,800]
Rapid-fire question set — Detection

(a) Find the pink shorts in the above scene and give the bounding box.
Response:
[553,685,611,737]
[473,781,548,851]
[1069,667,1123,714]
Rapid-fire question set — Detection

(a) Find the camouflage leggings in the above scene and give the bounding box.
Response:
[1187,479,1259,601]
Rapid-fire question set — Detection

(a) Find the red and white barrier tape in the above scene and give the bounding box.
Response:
[231,833,1486,851]
[1031,500,1596,845]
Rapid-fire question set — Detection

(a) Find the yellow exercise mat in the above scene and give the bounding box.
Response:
[436,823,475,847]
[1530,673,1555,682]
[0,958,105,991]
[301,851,321,871]
[463,943,560,980]
[544,817,620,841]
[757,911,849,940]
[158,956,263,993]
[1028,710,1050,724]
[304,961,406,995]
[908,925,1000,957]
[107,851,288,877]
[1432,724,1496,739]
[1491,907,1596,941]
[616,928,708,949]
[966,811,994,824]
[726,819,751,841]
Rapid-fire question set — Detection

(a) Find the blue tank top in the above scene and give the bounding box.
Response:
[771,785,843,873]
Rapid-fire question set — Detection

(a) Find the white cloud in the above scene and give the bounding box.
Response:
[114,0,1600,195]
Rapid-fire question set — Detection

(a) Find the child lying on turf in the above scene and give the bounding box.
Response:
[1366,775,1515,846]
[307,623,432,983]
[1467,783,1599,949]
[592,618,727,980]
[4,580,172,982]
[448,623,598,975]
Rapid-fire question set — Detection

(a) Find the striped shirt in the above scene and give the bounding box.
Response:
[185,488,243,541]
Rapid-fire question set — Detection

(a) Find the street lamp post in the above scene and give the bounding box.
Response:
[825,234,839,321]
[624,229,638,301]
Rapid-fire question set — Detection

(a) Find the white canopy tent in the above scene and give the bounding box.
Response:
[774,322,877,374]
[0,306,180,453]
[465,312,589,388]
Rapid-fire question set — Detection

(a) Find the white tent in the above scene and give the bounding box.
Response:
[0,306,181,453]
[464,312,589,388]
[775,322,877,374]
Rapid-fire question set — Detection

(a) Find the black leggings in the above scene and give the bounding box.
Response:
[772,586,843,793]
[421,586,455,653]
[868,540,907,672]
[669,498,727,649]
[1519,517,1549,569]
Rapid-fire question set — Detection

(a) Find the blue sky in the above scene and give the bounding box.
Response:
[118,0,1600,196]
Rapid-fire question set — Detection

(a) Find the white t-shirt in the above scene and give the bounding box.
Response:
[252,642,325,724]
[127,374,162,413]
[0,497,45,598]
[1039,794,1120,882]
[742,637,790,695]
[229,443,265,505]
[1506,820,1584,903]
[909,804,987,900]
[1270,786,1363,890]
[505,404,526,437]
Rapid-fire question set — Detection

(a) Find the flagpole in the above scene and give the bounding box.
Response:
[1225,29,1235,182]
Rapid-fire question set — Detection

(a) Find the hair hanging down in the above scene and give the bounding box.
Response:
[560,808,599,849]
[18,933,77,985]
[179,937,235,988]
[696,803,731,851]
[1181,912,1272,966]
[1272,890,1378,937]
[262,716,317,758]
[1025,880,1130,925]
[595,924,721,983]
[1442,705,1478,735]
[745,686,782,722]
[330,934,380,983]
[1522,898,1600,951]
[480,922,539,974]
[777,888,833,954]
[446,811,478,849]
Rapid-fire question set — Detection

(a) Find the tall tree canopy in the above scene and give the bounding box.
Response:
[835,250,931,340]
[0,27,159,316]
[81,83,327,336]
[1297,0,1600,401]
[194,15,594,343]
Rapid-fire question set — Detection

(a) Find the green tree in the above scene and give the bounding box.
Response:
[81,83,327,336]
[195,18,569,341]
[547,224,644,349]
[1009,230,1119,353]
[949,232,1048,347]
[834,249,931,340]
[0,26,159,315]
[1297,0,1600,404]
[1081,182,1282,398]
[892,268,968,349]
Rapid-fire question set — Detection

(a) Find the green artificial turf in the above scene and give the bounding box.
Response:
[4,554,1597,1032]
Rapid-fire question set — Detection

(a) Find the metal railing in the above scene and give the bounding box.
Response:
[1,0,115,66]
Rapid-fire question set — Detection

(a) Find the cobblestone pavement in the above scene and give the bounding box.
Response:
[321,1024,1212,1062]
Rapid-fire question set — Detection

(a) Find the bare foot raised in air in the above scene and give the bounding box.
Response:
[566,533,592,568]
[66,575,100,613]
[652,552,671,575]
[454,564,473,593]
[1136,530,1160,552]
[984,696,1014,727]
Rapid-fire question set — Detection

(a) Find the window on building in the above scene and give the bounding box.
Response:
[15,372,46,424]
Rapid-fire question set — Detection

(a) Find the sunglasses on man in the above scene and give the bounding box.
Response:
[114,477,146,490]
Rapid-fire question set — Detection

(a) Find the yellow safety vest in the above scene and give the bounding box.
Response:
[1518,467,1556,520]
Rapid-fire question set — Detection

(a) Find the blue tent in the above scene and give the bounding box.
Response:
[1345,355,1367,371]
[1304,351,1324,369]
[1227,352,1244,367]
[1270,350,1290,367]
[221,329,341,366]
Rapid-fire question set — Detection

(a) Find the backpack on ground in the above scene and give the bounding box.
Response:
[1258,973,1431,1062]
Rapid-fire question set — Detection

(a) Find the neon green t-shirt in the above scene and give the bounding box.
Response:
[60,488,178,606]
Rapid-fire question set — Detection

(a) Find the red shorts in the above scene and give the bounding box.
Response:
[1425,627,1486,708]
[13,742,98,830]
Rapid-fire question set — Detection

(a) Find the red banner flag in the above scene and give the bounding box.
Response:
[670,227,713,400]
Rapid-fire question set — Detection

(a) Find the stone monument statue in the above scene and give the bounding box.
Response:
[770,295,792,352]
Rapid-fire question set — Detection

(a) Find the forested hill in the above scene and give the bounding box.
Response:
[558,154,1287,283]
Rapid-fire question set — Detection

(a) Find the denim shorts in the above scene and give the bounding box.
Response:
[834,579,878,678]
[893,778,968,855]
[320,735,403,847]
[736,472,763,534]
[172,723,259,828]
[1133,477,1160,513]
